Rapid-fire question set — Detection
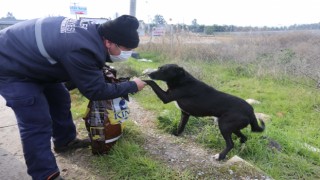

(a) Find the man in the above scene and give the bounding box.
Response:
[0,15,146,180]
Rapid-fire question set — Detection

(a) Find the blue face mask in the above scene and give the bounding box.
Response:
[110,50,133,62]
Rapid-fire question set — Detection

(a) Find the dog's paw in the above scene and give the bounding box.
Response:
[142,80,155,85]
[172,130,182,136]
[172,132,179,136]
[214,153,227,161]
[214,154,220,160]
[143,79,156,84]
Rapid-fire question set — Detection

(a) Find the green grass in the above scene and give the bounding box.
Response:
[69,89,89,119]
[70,62,194,179]
[120,54,320,179]
[70,53,320,179]
[90,121,193,180]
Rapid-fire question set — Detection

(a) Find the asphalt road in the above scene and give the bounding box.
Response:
[0,96,30,180]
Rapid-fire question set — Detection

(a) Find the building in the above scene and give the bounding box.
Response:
[0,19,25,30]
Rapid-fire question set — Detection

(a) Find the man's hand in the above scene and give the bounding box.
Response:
[132,77,146,91]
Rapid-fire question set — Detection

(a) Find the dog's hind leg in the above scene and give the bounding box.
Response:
[234,130,247,143]
[174,111,190,136]
[216,129,234,161]
[216,114,247,160]
[234,130,248,153]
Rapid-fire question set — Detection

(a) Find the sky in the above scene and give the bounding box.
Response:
[0,0,320,27]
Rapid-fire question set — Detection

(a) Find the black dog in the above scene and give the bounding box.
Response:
[144,64,265,160]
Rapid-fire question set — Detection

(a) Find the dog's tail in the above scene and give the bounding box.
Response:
[250,115,265,132]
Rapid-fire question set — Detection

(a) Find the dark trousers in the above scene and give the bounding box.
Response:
[0,82,76,179]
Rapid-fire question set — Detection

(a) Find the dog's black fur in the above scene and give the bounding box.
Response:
[144,64,265,160]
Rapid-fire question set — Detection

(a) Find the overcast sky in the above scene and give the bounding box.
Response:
[1,0,320,27]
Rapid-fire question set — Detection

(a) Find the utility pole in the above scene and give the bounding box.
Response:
[72,2,78,20]
[130,0,136,17]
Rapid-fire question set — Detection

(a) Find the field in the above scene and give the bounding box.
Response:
[71,31,320,179]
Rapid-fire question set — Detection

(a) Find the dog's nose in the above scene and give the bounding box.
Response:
[142,68,157,75]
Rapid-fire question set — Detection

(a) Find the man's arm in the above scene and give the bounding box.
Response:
[61,51,138,100]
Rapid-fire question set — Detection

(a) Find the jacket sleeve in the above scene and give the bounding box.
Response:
[60,50,138,100]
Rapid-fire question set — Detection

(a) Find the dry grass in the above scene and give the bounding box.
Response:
[139,30,320,87]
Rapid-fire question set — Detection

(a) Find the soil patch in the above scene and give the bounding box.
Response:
[128,99,271,179]
[0,95,270,179]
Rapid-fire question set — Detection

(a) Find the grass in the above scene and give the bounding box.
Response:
[69,89,89,119]
[89,121,193,180]
[70,31,320,179]
[71,56,320,179]
[111,53,320,179]
[69,60,195,179]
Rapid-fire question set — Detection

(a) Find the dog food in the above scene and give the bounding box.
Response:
[83,66,130,154]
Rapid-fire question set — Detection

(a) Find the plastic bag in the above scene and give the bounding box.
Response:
[83,65,130,154]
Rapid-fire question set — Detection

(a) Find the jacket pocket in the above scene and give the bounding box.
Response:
[6,96,35,108]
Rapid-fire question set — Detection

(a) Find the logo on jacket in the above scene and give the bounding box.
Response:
[60,18,77,33]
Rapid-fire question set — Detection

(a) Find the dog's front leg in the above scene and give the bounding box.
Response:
[144,80,174,103]
[174,111,190,136]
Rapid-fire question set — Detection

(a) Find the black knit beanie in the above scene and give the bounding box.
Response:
[98,15,140,49]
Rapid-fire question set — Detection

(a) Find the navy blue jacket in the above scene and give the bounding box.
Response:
[0,17,138,100]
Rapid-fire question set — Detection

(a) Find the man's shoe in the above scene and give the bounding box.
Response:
[53,175,65,180]
[48,172,64,180]
[54,138,90,153]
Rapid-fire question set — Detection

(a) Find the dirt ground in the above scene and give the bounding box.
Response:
[0,96,271,179]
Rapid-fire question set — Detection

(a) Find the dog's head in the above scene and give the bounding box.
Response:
[148,64,185,82]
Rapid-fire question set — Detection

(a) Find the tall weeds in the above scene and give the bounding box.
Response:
[138,30,320,87]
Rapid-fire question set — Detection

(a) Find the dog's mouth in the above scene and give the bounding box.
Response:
[142,68,156,75]
[148,73,156,79]
[141,68,157,79]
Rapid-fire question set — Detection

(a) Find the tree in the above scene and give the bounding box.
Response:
[189,19,203,33]
[152,14,166,25]
[191,19,198,26]
[204,26,215,35]
[1,12,16,20]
